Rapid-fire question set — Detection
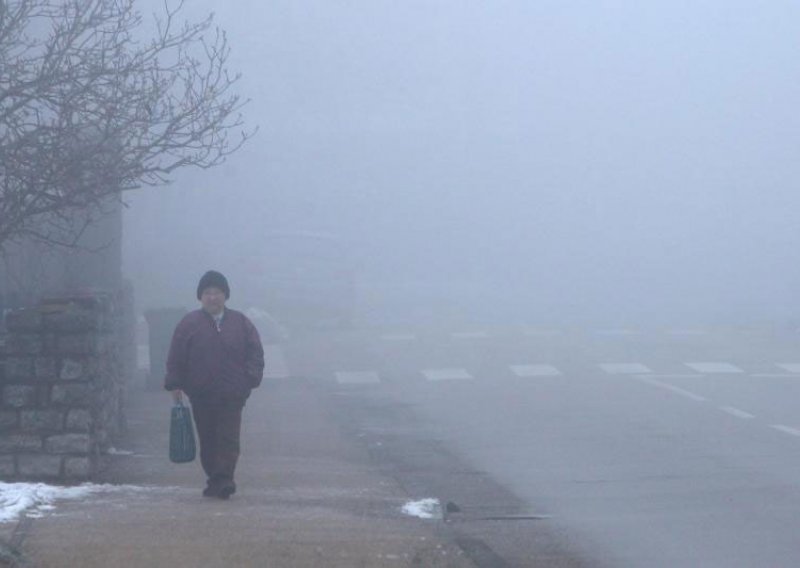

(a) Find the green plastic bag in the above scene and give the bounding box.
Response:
[169,402,196,463]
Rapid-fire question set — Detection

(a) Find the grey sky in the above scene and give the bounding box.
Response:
[124,1,800,322]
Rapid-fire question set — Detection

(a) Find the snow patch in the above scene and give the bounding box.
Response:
[0,482,145,523]
[401,498,442,520]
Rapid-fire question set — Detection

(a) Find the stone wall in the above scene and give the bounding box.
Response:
[0,295,125,481]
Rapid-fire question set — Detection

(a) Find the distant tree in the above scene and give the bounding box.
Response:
[0,0,253,250]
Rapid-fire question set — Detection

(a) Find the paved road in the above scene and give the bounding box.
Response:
[289,325,800,567]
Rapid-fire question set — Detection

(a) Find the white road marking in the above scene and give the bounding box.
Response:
[777,364,800,374]
[422,368,473,381]
[451,331,490,339]
[647,374,705,379]
[335,371,381,384]
[381,333,417,342]
[770,425,800,437]
[509,364,562,377]
[720,406,755,419]
[599,363,653,375]
[636,376,706,402]
[685,362,744,374]
[750,374,800,378]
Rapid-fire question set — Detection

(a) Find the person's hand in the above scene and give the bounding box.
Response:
[171,389,184,404]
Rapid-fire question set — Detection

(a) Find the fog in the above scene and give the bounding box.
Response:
[124,0,800,325]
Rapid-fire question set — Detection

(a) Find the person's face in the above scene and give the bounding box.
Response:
[200,287,226,315]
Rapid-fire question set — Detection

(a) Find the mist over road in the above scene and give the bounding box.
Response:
[289,324,800,567]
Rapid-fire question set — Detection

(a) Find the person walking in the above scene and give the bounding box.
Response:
[164,270,265,499]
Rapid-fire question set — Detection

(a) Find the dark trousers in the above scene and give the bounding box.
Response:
[190,396,245,489]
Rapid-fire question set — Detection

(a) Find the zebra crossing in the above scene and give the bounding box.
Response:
[685,362,744,374]
[371,326,776,342]
[421,368,474,381]
[332,361,800,384]
[137,325,799,387]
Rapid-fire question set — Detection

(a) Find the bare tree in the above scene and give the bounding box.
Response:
[0,0,253,250]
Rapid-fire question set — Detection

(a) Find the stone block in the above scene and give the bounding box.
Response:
[42,306,112,333]
[45,433,91,454]
[5,334,43,355]
[94,427,110,450]
[55,334,94,355]
[59,358,85,381]
[65,409,91,432]
[2,385,38,408]
[64,457,92,478]
[20,410,64,433]
[85,357,113,380]
[0,411,17,432]
[55,334,109,356]
[17,455,62,478]
[0,455,15,477]
[5,309,43,332]
[34,357,58,380]
[50,383,91,405]
[0,433,42,452]
[41,333,57,353]
[43,309,104,332]
[3,357,34,381]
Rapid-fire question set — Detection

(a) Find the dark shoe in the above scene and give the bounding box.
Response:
[202,486,218,498]
[217,485,236,500]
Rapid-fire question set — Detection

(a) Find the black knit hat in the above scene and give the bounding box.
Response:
[197,270,230,300]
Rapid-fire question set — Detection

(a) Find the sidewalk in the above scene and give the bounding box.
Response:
[5,376,475,567]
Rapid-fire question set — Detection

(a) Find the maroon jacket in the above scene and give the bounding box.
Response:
[164,309,265,400]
